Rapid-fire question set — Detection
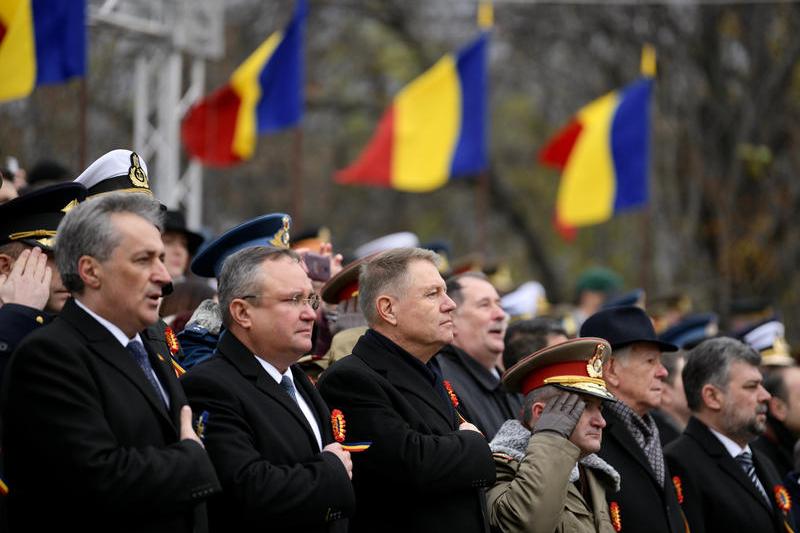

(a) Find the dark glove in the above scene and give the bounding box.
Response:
[533,391,585,439]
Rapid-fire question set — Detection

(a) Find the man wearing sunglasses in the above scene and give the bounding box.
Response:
[181,246,355,533]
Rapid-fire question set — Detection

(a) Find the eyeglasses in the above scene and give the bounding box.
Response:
[240,292,321,311]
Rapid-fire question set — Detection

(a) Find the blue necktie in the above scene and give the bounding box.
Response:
[736,451,769,504]
[280,375,298,404]
[126,340,169,407]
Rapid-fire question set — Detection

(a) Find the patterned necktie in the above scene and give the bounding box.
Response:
[736,451,770,504]
[126,340,169,407]
[280,375,298,404]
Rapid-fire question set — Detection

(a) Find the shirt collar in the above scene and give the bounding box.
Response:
[74,298,141,348]
[709,426,751,458]
[254,356,293,385]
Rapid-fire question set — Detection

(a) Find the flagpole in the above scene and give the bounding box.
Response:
[291,126,304,229]
[79,78,88,170]
[476,170,489,258]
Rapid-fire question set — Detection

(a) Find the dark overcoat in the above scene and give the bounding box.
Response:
[598,407,685,533]
[2,298,220,532]
[665,416,795,533]
[317,329,496,533]
[181,331,355,533]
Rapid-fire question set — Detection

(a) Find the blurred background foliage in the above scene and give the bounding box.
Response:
[3,0,800,339]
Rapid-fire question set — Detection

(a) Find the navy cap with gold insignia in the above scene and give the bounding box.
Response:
[191,213,291,278]
[0,182,87,251]
[735,317,794,367]
[75,149,153,198]
[503,337,615,400]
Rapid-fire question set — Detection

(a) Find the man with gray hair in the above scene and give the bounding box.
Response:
[665,337,794,533]
[181,246,355,533]
[318,247,495,533]
[436,272,520,439]
[3,192,220,532]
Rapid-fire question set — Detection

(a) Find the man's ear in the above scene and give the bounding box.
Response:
[604,358,621,388]
[228,299,252,330]
[376,295,397,326]
[78,256,102,290]
[701,383,723,411]
[528,401,546,428]
[0,254,14,275]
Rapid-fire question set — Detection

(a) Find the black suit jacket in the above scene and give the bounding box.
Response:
[180,331,355,533]
[599,407,685,533]
[665,416,794,533]
[2,298,220,532]
[317,329,496,533]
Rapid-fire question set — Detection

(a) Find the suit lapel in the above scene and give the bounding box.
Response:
[60,300,177,432]
[217,332,321,450]
[354,332,455,428]
[686,417,775,514]
[293,365,331,444]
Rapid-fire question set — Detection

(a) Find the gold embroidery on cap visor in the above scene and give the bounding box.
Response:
[543,375,615,400]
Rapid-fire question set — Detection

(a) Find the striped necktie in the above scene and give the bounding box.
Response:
[280,375,299,404]
[735,451,770,504]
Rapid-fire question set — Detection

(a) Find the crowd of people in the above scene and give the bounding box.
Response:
[0,148,798,533]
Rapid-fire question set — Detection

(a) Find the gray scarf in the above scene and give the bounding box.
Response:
[606,400,665,486]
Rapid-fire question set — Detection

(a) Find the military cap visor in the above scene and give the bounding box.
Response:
[503,337,615,401]
[0,182,87,251]
[191,213,292,278]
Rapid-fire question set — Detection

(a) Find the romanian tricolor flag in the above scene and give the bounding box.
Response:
[181,0,307,167]
[539,47,656,233]
[0,0,86,102]
[335,32,489,192]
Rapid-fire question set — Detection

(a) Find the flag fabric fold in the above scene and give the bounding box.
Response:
[539,76,653,230]
[182,0,307,167]
[336,32,489,193]
[0,0,86,102]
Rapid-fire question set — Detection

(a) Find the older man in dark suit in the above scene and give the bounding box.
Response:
[3,192,220,532]
[181,246,354,533]
[580,306,685,533]
[317,247,496,533]
[665,337,795,533]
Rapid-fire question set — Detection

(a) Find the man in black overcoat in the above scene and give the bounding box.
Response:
[2,192,220,532]
[181,246,354,532]
[665,337,796,533]
[580,306,685,533]
[317,247,496,533]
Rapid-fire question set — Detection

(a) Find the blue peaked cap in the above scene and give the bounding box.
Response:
[191,213,291,278]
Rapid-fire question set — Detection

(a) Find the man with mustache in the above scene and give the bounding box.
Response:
[437,272,521,439]
[0,183,87,380]
[665,337,795,533]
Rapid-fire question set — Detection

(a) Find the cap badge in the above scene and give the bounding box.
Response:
[270,215,291,248]
[587,343,605,378]
[128,152,149,189]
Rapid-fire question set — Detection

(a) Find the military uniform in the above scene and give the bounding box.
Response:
[488,426,618,533]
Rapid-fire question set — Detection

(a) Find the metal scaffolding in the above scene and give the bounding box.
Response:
[88,0,224,228]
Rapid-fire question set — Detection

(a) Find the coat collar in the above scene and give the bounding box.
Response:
[215,331,330,447]
[353,329,456,428]
[438,344,501,392]
[59,299,180,432]
[684,416,777,514]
